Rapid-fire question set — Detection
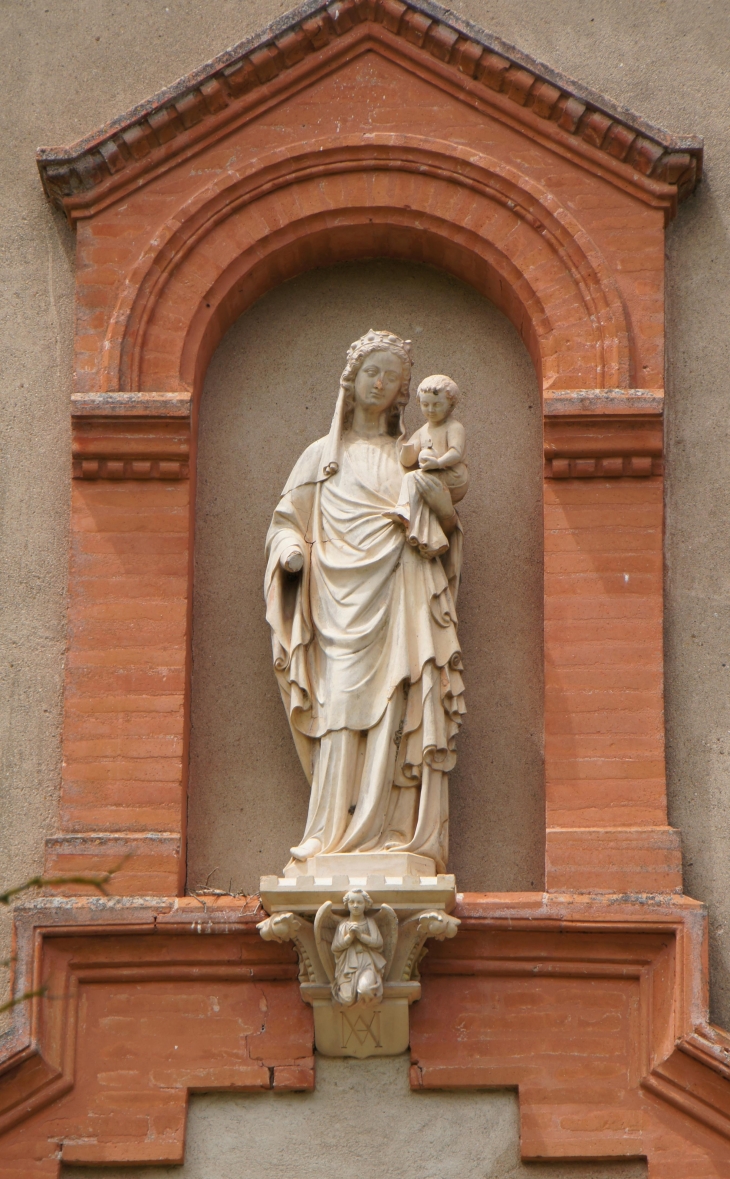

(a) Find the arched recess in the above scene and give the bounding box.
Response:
[83,137,647,902]
[91,138,656,904]
[187,258,544,895]
[95,139,632,397]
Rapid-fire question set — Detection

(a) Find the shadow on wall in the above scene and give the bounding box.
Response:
[187,260,545,895]
[665,182,730,1029]
[61,1056,646,1179]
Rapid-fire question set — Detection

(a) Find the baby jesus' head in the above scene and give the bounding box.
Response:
[417,374,459,424]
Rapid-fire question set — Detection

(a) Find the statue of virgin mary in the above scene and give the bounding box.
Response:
[264,330,465,874]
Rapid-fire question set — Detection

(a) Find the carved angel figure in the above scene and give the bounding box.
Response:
[315,889,398,1007]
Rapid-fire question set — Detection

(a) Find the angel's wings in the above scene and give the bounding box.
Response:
[374,903,398,980]
[314,900,339,983]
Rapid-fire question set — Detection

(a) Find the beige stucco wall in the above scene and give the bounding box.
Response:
[0,4,729,1152]
[0,0,308,1009]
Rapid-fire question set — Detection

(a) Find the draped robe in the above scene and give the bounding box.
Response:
[265,428,465,873]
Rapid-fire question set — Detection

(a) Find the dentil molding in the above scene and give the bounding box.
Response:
[71,391,191,480]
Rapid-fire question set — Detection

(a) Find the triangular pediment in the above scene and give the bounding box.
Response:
[37,0,702,220]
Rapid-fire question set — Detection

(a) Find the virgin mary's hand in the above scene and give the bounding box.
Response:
[281,547,304,573]
[413,471,456,527]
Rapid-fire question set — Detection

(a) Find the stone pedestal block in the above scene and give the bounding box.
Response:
[302,981,421,1058]
[258,872,459,1057]
[260,864,457,917]
[282,852,437,880]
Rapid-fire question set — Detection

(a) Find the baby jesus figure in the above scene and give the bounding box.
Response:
[389,374,468,558]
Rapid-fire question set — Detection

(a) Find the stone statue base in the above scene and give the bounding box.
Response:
[258,859,459,1058]
[260,859,456,917]
[282,851,436,880]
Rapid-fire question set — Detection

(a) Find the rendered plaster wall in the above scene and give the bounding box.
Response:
[456,0,730,1024]
[1,0,730,1039]
[0,0,308,1009]
[61,1057,646,1179]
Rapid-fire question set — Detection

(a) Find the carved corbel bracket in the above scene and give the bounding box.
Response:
[258,898,459,1058]
[543,388,663,478]
[71,391,192,479]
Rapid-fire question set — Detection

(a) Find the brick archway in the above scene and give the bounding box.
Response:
[95,139,632,396]
[3,3,728,1175]
[63,98,673,898]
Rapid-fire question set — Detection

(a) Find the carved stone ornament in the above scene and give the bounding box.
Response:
[258,885,459,1057]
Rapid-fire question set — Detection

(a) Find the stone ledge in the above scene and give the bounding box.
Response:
[0,890,726,1171]
[543,388,664,416]
[260,873,457,915]
[70,391,192,417]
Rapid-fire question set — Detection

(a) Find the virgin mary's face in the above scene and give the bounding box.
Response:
[353,350,403,411]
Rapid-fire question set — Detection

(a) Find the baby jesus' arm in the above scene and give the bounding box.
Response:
[398,425,430,469]
[419,420,466,470]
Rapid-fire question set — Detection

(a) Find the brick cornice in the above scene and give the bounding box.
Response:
[71,391,191,479]
[543,387,664,478]
[36,0,702,220]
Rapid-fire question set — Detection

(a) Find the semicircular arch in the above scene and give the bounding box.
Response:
[98,137,631,397]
